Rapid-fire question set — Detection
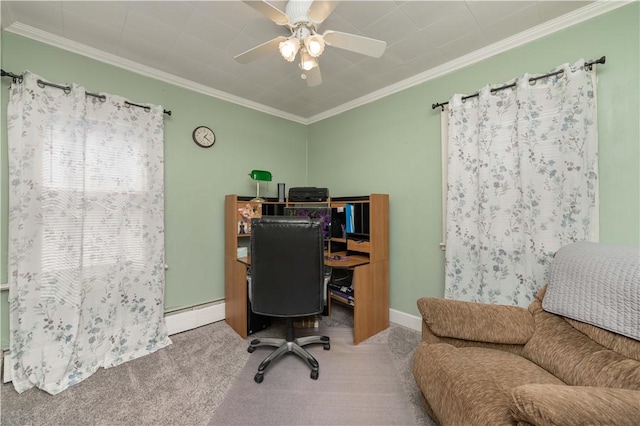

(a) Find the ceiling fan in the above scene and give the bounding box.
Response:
[235,0,387,87]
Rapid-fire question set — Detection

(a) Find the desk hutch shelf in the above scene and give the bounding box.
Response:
[224,193,389,345]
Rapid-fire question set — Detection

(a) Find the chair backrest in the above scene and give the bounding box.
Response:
[249,216,325,317]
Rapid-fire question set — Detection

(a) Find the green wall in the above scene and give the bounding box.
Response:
[307,3,640,316]
[1,4,639,348]
[0,33,308,349]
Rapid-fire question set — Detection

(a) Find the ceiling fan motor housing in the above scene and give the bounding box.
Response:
[286,0,315,26]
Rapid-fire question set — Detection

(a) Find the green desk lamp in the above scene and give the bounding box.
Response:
[249,170,272,201]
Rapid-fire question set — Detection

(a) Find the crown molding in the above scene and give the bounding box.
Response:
[306,0,632,124]
[3,23,308,125]
[3,1,632,126]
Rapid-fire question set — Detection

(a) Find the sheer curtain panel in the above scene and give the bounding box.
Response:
[444,59,599,307]
[7,71,171,394]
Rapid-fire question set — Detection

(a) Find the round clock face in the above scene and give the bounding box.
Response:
[193,126,215,148]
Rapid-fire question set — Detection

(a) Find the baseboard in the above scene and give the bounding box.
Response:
[389,308,422,332]
[167,304,422,335]
[164,301,226,336]
[2,355,7,384]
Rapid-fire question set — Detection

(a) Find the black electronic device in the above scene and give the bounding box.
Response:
[331,208,346,238]
[288,187,329,202]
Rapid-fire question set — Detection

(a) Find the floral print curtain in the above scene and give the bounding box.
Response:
[7,72,172,394]
[444,59,599,307]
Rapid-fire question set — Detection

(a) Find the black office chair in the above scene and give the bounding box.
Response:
[247,216,331,383]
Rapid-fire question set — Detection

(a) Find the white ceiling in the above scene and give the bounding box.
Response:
[2,1,603,122]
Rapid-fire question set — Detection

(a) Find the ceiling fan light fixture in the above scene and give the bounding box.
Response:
[305,33,325,57]
[279,37,300,62]
[235,0,388,88]
[299,48,317,71]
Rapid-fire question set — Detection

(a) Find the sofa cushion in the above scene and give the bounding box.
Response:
[413,343,564,425]
[522,303,640,389]
[509,384,640,426]
[566,316,640,361]
[417,297,535,344]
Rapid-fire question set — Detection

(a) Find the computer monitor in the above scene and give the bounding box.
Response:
[284,207,332,240]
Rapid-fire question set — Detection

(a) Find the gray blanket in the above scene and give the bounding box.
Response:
[542,241,639,341]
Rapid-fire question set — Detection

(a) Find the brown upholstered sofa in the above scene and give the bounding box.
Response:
[413,249,640,426]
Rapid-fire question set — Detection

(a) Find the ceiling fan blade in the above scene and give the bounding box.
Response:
[322,30,387,58]
[242,0,290,26]
[304,65,322,87]
[308,1,339,24]
[234,36,287,64]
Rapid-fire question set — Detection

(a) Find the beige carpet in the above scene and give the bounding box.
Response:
[1,321,250,425]
[2,304,434,425]
[209,327,421,425]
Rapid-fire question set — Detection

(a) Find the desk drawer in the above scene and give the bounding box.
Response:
[347,239,370,253]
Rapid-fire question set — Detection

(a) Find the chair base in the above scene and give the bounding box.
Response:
[248,330,330,383]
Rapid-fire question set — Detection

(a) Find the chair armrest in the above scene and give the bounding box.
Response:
[509,384,640,426]
[247,268,252,304]
[323,266,332,305]
[417,297,535,345]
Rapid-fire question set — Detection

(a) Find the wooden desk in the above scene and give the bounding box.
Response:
[323,253,369,269]
[225,194,389,345]
[233,251,387,345]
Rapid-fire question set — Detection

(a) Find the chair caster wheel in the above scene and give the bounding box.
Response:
[310,370,319,380]
[254,373,264,383]
[247,346,256,353]
[323,343,330,350]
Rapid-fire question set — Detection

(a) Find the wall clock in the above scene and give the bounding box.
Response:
[192,125,215,148]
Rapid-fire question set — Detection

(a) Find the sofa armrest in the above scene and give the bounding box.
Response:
[509,384,640,426]
[417,297,535,345]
